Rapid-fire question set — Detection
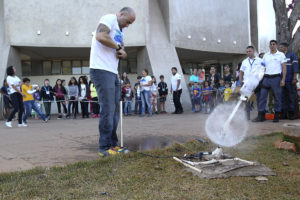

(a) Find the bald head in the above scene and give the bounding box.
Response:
[117,7,136,28]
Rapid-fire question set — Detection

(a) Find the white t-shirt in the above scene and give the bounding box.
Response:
[140,76,152,91]
[171,73,182,91]
[80,84,86,97]
[90,14,124,74]
[6,75,21,94]
[240,57,263,82]
[263,50,287,75]
[151,84,158,95]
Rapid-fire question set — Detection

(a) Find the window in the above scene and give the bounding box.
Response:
[22,61,31,76]
[43,61,51,75]
[52,61,61,74]
[72,60,82,75]
[31,61,43,76]
[82,60,89,74]
[62,61,72,75]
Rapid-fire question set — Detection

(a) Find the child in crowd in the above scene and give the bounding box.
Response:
[151,76,158,114]
[32,90,42,119]
[134,76,142,115]
[40,79,54,119]
[90,81,100,118]
[192,82,201,112]
[217,78,226,104]
[78,76,89,118]
[123,83,134,116]
[158,75,168,113]
[224,81,232,102]
[203,81,214,114]
[53,79,67,119]
[67,77,79,119]
[140,69,152,117]
[0,79,12,117]
[22,78,48,125]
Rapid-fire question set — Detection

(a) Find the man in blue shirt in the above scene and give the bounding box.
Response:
[279,43,299,120]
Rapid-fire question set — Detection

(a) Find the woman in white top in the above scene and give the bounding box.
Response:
[150,76,158,114]
[140,69,152,117]
[5,66,26,128]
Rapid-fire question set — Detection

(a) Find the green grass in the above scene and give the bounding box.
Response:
[0,133,299,200]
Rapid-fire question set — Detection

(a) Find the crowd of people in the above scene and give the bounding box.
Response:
[186,40,299,123]
[1,41,299,128]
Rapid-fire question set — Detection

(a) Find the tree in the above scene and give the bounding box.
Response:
[273,0,300,52]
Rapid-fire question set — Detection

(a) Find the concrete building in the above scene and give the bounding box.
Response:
[0,0,276,117]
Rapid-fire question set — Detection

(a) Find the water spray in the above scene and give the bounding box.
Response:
[206,64,265,147]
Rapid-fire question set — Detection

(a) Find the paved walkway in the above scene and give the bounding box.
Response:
[0,112,298,173]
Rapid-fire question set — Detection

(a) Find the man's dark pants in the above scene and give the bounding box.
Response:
[258,76,282,113]
[173,89,183,113]
[90,69,120,151]
[281,82,297,113]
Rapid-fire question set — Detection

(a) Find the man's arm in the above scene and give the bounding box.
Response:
[239,71,244,85]
[96,24,118,49]
[281,62,287,87]
[176,80,181,91]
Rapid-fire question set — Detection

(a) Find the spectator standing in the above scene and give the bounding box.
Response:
[208,65,221,89]
[279,42,299,120]
[217,78,226,104]
[191,82,201,112]
[239,46,264,120]
[134,76,142,115]
[158,75,168,113]
[223,65,232,83]
[151,76,159,114]
[90,82,100,118]
[0,79,12,117]
[198,68,205,83]
[223,82,232,102]
[171,67,183,114]
[5,66,25,128]
[123,82,133,116]
[253,40,287,123]
[140,69,152,117]
[67,77,79,119]
[189,68,199,85]
[40,79,54,119]
[53,79,67,119]
[78,76,90,118]
[21,78,48,125]
[203,81,213,114]
[233,63,242,87]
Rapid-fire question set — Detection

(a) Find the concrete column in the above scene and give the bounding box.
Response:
[142,0,190,112]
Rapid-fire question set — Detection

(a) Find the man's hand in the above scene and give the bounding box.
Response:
[20,92,26,97]
[117,49,127,59]
[280,80,285,87]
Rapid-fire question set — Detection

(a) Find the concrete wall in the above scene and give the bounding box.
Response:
[168,0,250,53]
[4,0,147,47]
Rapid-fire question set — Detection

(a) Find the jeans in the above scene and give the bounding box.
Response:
[90,69,120,151]
[67,96,78,117]
[56,97,67,114]
[134,98,142,114]
[80,99,89,117]
[7,92,24,124]
[173,89,183,113]
[258,76,282,112]
[124,98,132,115]
[281,82,297,112]
[92,97,100,115]
[23,100,47,123]
[43,99,51,117]
[141,90,152,116]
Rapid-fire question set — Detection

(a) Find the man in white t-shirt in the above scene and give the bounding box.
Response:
[239,46,263,120]
[254,40,287,123]
[171,67,183,114]
[89,7,136,157]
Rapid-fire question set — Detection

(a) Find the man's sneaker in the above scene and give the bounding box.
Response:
[111,146,130,154]
[57,115,62,119]
[18,122,28,127]
[98,149,118,158]
[5,121,12,128]
[44,117,49,123]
